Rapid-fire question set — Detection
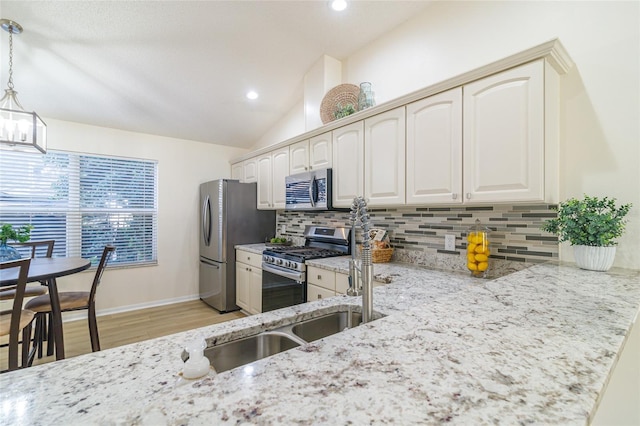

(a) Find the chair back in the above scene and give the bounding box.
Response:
[88,246,115,304]
[0,258,32,370]
[13,240,55,259]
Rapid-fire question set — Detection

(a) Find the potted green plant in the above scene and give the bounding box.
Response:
[0,223,34,262]
[541,195,632,271]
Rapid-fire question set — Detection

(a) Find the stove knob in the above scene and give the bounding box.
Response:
[276,259,283,266]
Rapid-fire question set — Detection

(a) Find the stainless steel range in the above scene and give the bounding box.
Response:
[260,226,350,312]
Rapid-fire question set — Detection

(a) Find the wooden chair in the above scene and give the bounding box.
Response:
[25,246,115,354]
[0,240,55,360]
[0,240,55,300]
[0,258,34,372]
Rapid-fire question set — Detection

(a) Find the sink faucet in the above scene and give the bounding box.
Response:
[347,196,374,323]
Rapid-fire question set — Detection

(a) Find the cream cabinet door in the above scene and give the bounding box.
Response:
[231,162,244,181]
[256,154,272,209]
[364,107,406,206]
[463,60,544,203]
[406,88,463,204]
[235,263,250,311]
[289,140,309,174]
[332,121,364,208]
[309,132,332,170]
[243,158,258,183]
[248,267,263,314]
[271,147,289,209]
[307,283,335,302]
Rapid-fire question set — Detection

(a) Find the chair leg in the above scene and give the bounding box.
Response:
[46,313,55,357]
[8,330,18,372]
[35,315,44,359]
[88,303,100,352]
[21,323,32,368]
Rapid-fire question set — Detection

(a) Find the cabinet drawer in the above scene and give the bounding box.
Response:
[236,249,262,269]
[307,266,335,291]
[307,283,335,302]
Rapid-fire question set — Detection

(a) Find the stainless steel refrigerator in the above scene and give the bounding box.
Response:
[199,180,275,312]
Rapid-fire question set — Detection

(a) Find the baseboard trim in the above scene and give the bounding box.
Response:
[62,295,202,323]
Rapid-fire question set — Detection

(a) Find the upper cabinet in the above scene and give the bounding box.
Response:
[257,147,289,210]
[289,132,332,174]
[364,107,406,206]
[243,158,258,183]
[332,121,364,208]
[230,41,570,209]
[231,162,244,181]
[463,59,555,203]
[333,108,405,208]
[406,88,463,204]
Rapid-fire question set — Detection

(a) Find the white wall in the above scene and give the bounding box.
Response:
[43,118,248,315]
[257,1,640,269]
[251,100,305,151]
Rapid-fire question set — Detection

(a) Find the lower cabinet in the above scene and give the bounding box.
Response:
[306,266,354,301]
[307,283,335,302]
[235,250,262,315]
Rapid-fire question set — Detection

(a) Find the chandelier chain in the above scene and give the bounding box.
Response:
[7,29,14,89]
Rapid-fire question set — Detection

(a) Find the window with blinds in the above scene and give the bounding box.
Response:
[0,150,157,267]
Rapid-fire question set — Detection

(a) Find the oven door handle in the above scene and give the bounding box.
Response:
[262,263,305,282]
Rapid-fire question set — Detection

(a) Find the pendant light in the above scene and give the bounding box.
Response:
[0,19,46,154]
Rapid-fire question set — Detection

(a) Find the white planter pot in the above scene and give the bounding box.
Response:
[573,245,616,271]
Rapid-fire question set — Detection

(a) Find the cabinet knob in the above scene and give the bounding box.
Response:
[317,295,322,299]
[466,193,471,200]
[452,193,457,200]
[305,166,308,171]
[317,275,321,280]
[309,166,312,170]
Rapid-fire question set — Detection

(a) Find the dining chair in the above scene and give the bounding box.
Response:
[25,245,115,355]
[0,240,55,360]
[0,240,55,300]
[0,258,34,372]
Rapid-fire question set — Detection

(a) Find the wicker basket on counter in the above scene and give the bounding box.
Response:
[371,247,393,263]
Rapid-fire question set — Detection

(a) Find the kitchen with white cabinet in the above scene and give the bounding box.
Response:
[1,1,638,425]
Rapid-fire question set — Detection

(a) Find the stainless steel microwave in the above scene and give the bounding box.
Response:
[285,168,333,211]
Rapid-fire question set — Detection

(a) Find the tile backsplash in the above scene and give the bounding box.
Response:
[277,204,559,276]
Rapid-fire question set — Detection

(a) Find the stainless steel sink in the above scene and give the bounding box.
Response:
[291,310,363,342]
[195,331,303,373]
[185,307,384,373]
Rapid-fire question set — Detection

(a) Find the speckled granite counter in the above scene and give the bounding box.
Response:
[1,260,639,425]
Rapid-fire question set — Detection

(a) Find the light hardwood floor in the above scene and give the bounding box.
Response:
[1,300,245,371]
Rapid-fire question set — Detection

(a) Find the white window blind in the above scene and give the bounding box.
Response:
[0,150,157,267]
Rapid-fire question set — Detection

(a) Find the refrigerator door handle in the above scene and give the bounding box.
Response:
[200,258,220,268]
[202,195,211,246]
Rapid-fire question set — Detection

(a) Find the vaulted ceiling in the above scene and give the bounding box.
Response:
[0,1,431,148]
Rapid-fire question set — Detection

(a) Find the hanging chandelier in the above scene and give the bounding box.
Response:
[0,19,46,154]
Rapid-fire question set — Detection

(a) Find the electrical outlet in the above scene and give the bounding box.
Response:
[280,224,286,234]
[444,234,456,251]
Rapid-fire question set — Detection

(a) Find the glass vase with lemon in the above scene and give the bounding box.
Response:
[466,219,491,278]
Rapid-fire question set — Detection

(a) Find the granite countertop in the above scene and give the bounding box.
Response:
[1,258,639,425]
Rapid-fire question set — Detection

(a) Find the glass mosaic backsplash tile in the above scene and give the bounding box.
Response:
[276,204,559,274]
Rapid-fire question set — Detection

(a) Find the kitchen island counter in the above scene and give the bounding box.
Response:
[1,261,638,425]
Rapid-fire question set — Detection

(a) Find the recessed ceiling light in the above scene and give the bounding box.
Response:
[246,91,259,100]
[331,0,348,12]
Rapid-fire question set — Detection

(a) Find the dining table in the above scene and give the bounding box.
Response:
[0,257,91,360]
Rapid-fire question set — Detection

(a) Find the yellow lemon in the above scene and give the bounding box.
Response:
[467,262,478,271]
[472,236,484,245]
[475,253,488,262]
[467,253,476,262]
[485,249,491,257]
[474,245,487,254]
[478,262,488,271]
[467,243,477,253]
[467,233,476,242]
